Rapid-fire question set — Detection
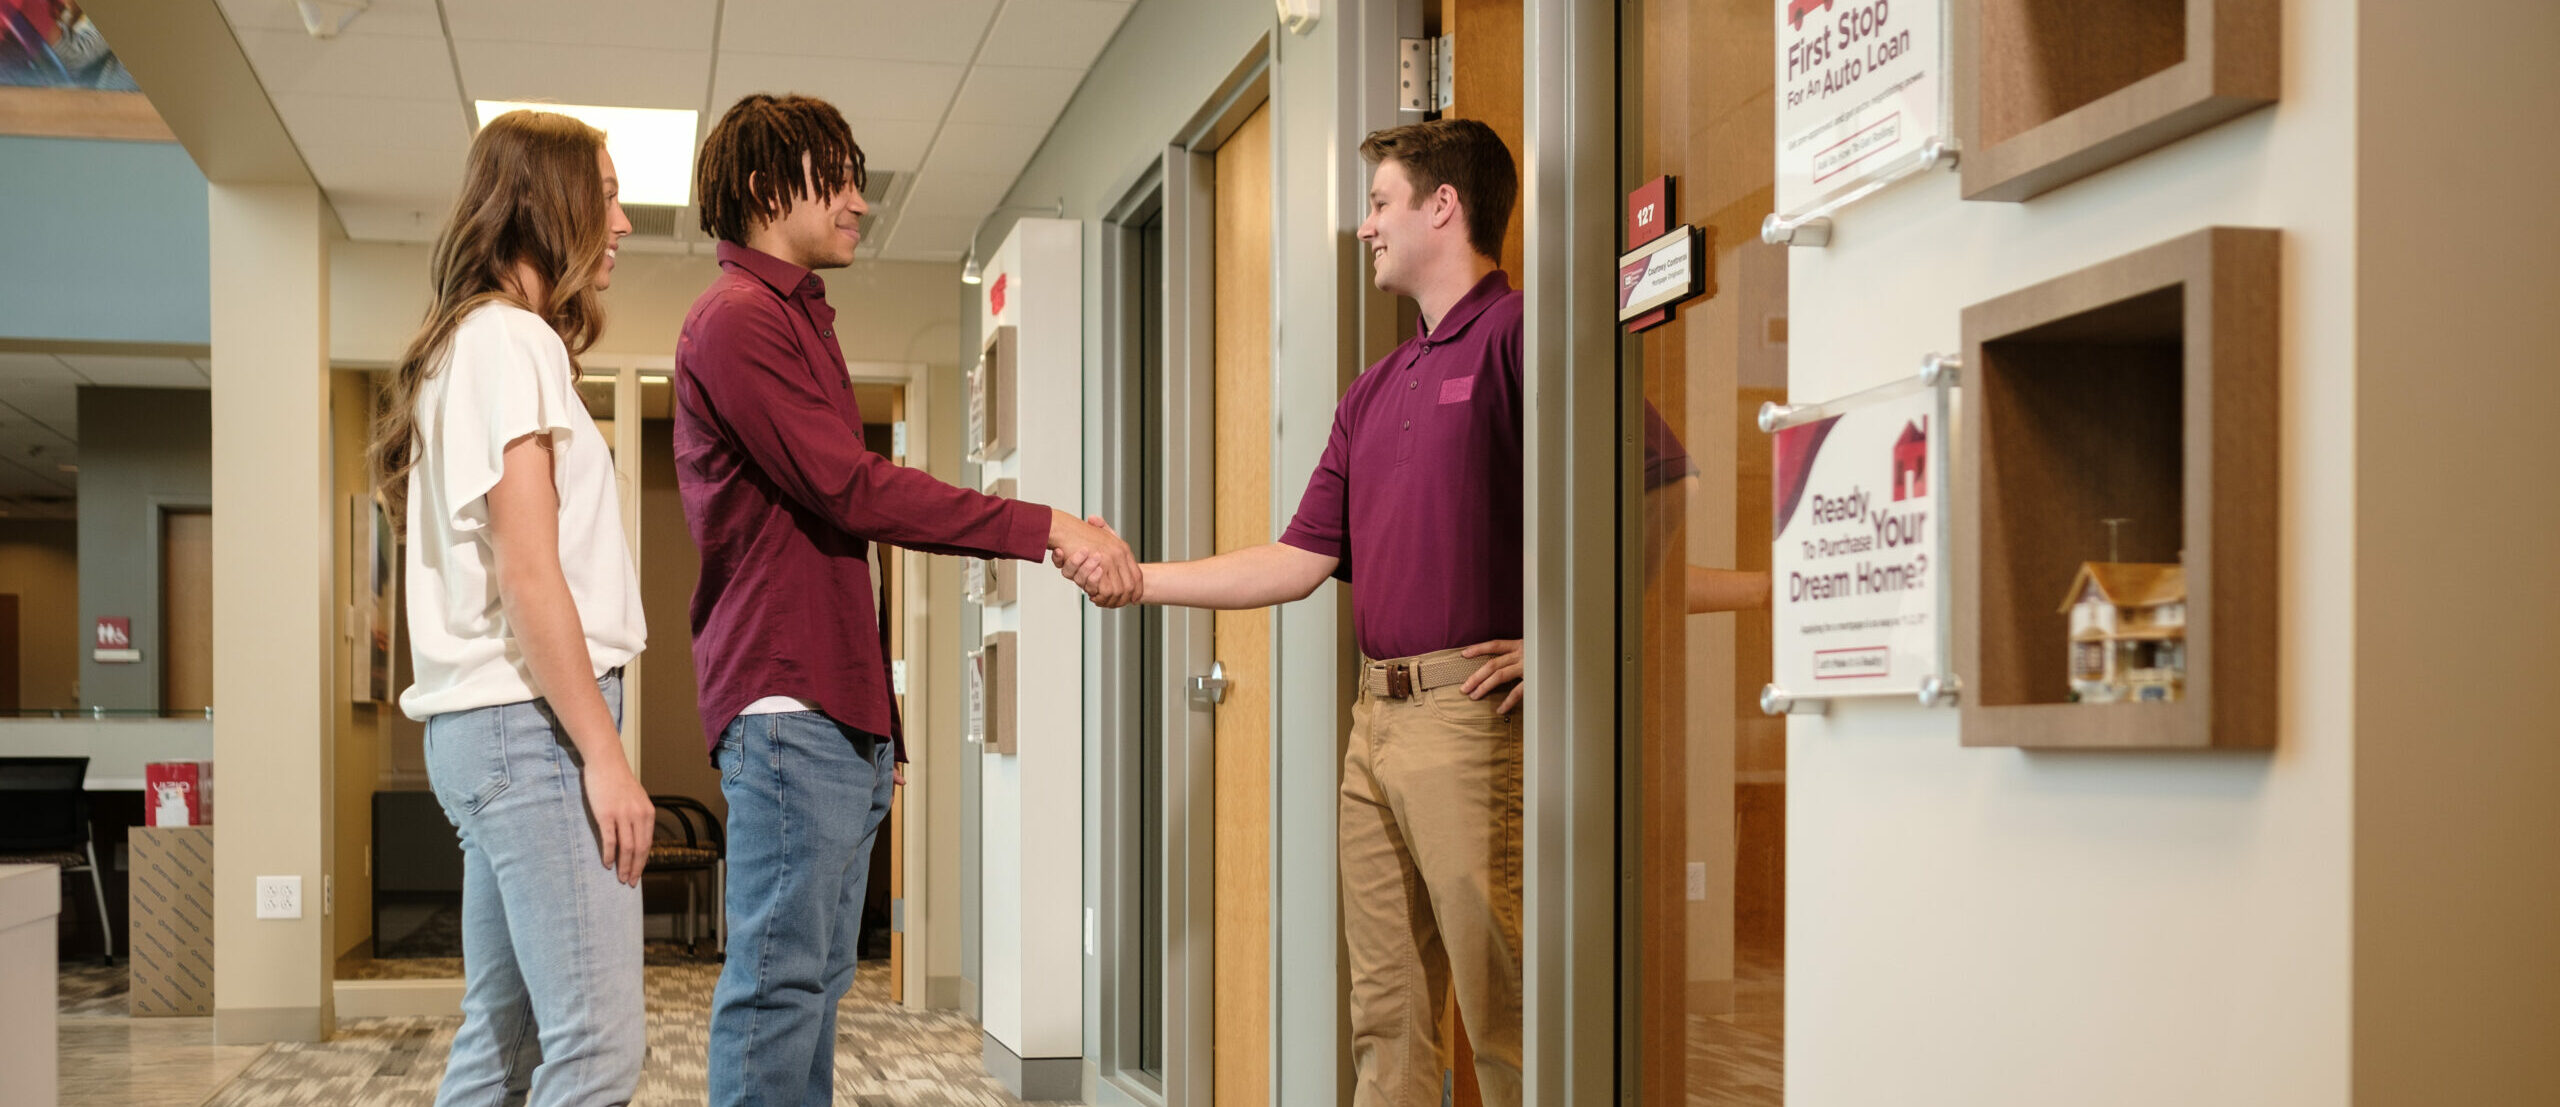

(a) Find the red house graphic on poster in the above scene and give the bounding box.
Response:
[1891,416,1927,501]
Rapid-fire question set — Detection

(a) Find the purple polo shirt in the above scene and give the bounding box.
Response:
[1278,270,1697,661]
[1280,270,1527,660]
[675,242,1050,758]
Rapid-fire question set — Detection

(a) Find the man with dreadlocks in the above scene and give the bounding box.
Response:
[674,93,1138,1105]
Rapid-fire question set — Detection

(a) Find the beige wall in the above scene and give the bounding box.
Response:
[329,241,962,366]
[0,520,79,710]
[2352,0,2560,1101]
[636,414,720,816]
[1785,2,2358,1103]
[208,180,334,1043]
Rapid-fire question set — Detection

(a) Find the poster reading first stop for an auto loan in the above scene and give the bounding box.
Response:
[1773,0,1941,217]
[1770,383,1943,697]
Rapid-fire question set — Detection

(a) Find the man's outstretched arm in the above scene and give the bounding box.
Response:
[1065,539,1338,611]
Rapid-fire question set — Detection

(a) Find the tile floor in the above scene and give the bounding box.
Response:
[1683,943,1784,1107]
[59,946,1068,1107]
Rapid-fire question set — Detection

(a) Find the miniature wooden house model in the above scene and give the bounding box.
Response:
[2062,562,2188,704]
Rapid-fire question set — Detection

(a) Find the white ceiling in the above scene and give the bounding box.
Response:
[211,0,1131,260]
[0,354,208,519]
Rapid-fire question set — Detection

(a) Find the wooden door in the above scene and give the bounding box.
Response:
[162,509,213,714]
[1213,101,1274,1107]
[0,594,19,712]
[859,397,908,1003]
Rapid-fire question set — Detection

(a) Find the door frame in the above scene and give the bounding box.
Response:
[1093,47,1272,1107]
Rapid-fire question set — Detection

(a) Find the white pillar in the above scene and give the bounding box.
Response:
[207,181,335,1044]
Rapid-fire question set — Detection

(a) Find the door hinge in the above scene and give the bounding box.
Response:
[1399,36,1454,114]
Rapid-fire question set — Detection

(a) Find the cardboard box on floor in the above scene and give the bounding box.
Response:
[128,826,213,1017]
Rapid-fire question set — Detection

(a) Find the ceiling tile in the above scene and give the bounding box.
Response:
[975,0,1133,71]
[455,40,712,110]
[53,356,209,390]
[891,171,1014,221]
[839,118,937,172]
[880,212,980,260]
[269,93,473,152]
[334,204,448,243]
[711,54,963,124]
[215,0,448,38]
[718,0,1002,65]
[915,121,1047,181]
[0,425,76,468]
[232,28,461,100]
[0,382,80,421]
[442,0,719,51]
[302,145,468,202]
[0,355,81,384]
[944,65,1084,128]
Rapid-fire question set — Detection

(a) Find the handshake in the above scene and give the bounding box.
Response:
[1046,510,1143,609]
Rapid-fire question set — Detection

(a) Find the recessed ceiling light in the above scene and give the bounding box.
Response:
[474,101,699,208]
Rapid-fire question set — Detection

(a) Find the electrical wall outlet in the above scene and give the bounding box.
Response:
[1686,862,1707,902]
[256,875,302,919]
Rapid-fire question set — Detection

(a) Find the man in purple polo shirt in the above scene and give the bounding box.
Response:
[1070,117,1528,1106]
[675,93,1137,1107]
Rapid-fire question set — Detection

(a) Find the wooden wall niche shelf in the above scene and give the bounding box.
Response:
[1956,227,2277,749]
[1957,0,2277,202]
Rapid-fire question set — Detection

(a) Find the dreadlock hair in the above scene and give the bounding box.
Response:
[370,109,611,539]
[697,94,869,244]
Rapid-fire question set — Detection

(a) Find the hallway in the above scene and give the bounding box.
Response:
[59,948,1066,1107]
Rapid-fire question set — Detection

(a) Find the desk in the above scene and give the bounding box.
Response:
[0,864,62,1106]
[0,719,208,958]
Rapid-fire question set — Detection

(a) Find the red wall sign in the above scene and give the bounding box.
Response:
[1625,176,1676,332]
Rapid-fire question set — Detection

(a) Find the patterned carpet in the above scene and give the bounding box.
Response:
[66,945,1069,1107]
[61,943,1784,1105]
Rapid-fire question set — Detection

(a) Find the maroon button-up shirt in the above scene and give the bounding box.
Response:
[1279,270,1694,661]
[675,242,1049,758]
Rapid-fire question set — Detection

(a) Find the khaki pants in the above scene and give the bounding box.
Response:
[1340,656,1524,1107]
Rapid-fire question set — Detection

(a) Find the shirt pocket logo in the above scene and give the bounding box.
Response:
[1438,374,1477,404]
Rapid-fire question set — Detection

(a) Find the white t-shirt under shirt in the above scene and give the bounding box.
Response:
[398,302,645,722]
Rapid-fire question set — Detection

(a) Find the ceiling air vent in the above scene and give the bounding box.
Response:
[625,204,683,238]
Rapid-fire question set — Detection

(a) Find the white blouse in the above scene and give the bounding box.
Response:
[398,302,644,721]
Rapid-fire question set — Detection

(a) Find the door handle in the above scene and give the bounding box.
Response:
[1187,660,1229,708]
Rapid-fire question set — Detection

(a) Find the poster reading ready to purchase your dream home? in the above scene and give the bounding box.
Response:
[1773,0,1943,218]
[1770,379,1948,699]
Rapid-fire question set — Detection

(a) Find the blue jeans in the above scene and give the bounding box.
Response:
[423,673,643,1107]
[707,710,896,1107]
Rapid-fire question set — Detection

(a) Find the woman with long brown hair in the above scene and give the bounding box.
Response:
[369,109,648,1107]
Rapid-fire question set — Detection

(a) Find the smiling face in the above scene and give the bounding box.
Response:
[765,151,869,271]
[592,145,633,290]
[1356,157,1451,299]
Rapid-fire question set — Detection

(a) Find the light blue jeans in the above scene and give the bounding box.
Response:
[706,710,896,1107]
[424,672,643,1107]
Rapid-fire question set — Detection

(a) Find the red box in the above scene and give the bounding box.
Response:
[145,761,213,827]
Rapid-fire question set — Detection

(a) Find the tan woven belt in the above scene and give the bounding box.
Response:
[1360,648,1481,700]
